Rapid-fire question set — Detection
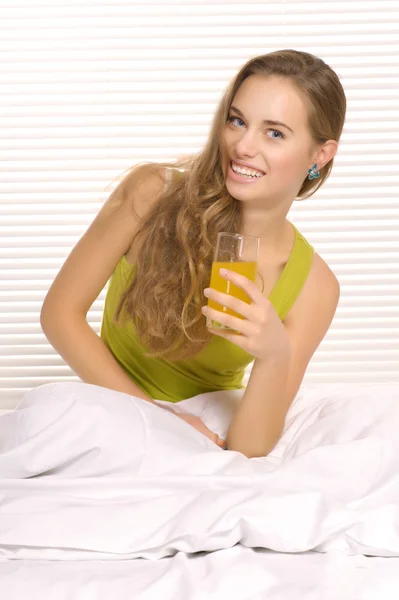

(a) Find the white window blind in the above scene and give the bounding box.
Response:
[1,0,398,408]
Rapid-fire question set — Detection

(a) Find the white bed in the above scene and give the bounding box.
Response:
[1,381,399,599]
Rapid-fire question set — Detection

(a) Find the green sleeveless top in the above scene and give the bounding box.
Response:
[100,223,314,403]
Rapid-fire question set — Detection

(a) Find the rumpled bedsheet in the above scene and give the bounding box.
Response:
[0,381,398,560]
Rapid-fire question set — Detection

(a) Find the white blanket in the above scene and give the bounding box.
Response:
[0,381,398,560]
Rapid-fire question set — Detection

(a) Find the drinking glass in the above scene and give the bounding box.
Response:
[207,232,260,330]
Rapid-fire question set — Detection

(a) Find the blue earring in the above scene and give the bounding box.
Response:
[308,163,320,180]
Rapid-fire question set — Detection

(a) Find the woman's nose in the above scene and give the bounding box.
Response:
[234,130,259,158]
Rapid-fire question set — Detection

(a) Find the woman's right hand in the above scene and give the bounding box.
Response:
[176,412,226,449]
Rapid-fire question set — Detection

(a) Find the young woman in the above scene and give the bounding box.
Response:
[40,50,346,458]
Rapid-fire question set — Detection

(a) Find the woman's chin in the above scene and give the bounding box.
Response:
[225,179,260,202]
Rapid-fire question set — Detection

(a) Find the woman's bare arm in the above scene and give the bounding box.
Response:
[40,166,165,403]
[226,254,340,457]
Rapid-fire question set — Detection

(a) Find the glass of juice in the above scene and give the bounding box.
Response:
[207,232,260,330]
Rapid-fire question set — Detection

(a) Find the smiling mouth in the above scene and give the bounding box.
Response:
[230,160,265,179]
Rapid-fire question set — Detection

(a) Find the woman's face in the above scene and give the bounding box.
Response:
[222,74,318,207]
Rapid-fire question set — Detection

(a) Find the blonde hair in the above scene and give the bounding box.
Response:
[114,50,346,360]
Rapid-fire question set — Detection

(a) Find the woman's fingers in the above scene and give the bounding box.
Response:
[177,413,225,448]
[202,304,254,335]
[204,287,253,320]
[218,268,264,304]
[210,429,225,448]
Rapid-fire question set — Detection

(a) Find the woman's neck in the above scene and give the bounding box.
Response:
[240,204,291,250]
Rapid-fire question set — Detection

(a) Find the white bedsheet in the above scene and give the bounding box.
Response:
[0,381,398,563]
[2,547,399,600]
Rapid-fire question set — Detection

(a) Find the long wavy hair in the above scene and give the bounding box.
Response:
[113,49,347,360]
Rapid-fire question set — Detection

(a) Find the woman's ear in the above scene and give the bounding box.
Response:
[312,139,339,171]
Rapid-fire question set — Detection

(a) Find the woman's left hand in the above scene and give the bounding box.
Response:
[202,268,291,362]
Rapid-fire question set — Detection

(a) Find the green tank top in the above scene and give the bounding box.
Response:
[100,223,314,403]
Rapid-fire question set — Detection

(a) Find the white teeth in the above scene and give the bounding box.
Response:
[231,162,264,178]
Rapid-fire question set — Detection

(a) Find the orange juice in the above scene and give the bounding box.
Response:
[207,260,257,321]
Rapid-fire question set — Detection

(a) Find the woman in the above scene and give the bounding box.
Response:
[40,50,346,458]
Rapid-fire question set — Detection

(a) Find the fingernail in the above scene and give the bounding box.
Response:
[219,268,228,276]
[203,288,211,297]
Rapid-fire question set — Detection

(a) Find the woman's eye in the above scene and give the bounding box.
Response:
[227,116,245,128]
[267,129,285,140]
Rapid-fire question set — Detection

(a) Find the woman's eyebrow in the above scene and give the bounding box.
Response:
[229,105,294,133]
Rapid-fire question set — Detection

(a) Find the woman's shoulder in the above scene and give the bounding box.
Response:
[107,163,185,228]
[284,249,340,327]
[292,225,314,251]
[133,164,184,197]
[165,166,185,185]
[122,164,169,211]
[120,164,183,265]
[310,252,339,292]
